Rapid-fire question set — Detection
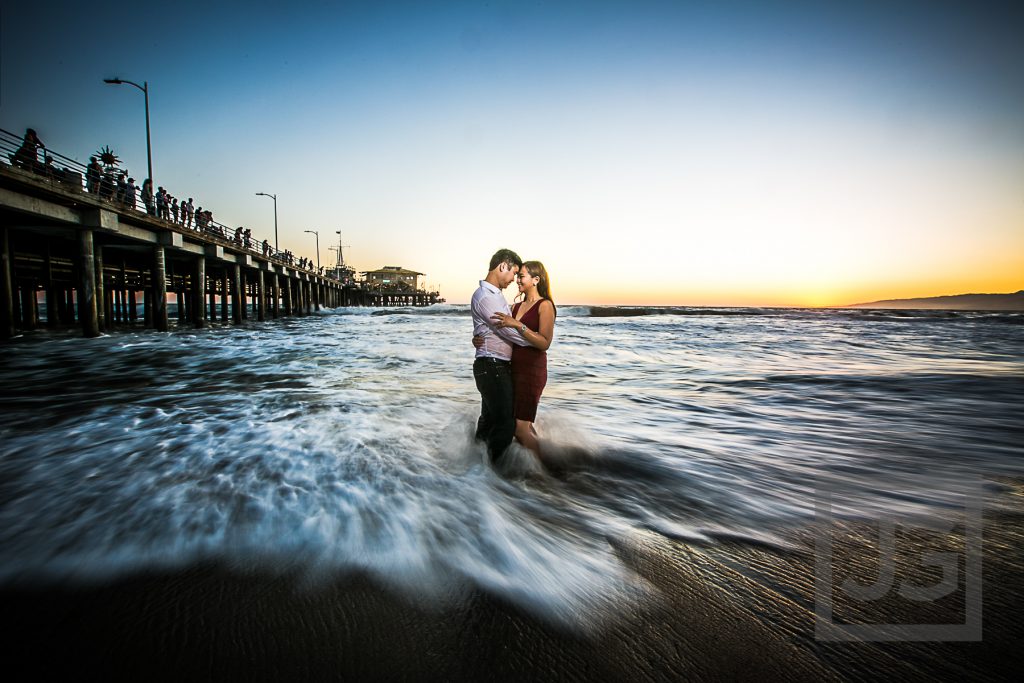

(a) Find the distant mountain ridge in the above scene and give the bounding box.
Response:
[843,290,1024,311]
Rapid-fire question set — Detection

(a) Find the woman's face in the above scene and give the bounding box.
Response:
[517,266,538,294]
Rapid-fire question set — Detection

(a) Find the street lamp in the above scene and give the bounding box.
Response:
[103,77,153,190]
[255,192,278,251]
[304,230,320,270]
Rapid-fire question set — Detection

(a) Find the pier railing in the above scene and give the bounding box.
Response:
[1,127,323,274]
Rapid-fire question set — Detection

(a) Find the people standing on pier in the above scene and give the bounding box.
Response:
[141,179,155,215]
[42,155,60,182]
[207,212,217,235]
[99,169,115,200]
[156,187,168,220]
[184,198,195,229]
[489,261,556,459]
[115,172,127,204]
[205,211,218,236]
[12,128,44,171]
[471,248,530,464]
[86,156,102,194]
[125,178,137,209]
[171,197,179,223]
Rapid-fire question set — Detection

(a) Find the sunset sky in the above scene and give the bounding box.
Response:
[3,0,1021,306]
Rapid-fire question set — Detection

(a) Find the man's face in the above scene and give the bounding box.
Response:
[498,262,519,289]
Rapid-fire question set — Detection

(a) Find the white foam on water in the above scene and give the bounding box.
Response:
[2,305,1022,629]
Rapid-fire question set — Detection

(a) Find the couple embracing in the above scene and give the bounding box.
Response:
[471,248,556,466]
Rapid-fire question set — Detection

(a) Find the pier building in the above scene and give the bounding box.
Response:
[361,266,443,307]
[362,266,424,291]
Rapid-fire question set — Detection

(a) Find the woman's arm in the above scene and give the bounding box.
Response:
[492,300,555,351]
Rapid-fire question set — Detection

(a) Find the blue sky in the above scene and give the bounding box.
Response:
[4,0,1022,304]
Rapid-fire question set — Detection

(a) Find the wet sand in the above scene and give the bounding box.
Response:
[3,492,1022,682]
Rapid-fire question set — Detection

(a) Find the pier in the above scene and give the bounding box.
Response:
[0,128,440,339]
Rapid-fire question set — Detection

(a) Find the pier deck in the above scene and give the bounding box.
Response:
[1,131,439,339]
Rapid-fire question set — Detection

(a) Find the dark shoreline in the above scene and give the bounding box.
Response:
[3,501,1022,682]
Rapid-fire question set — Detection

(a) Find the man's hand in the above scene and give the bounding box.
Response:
[472,335,484,349]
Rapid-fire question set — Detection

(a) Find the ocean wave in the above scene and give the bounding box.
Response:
[356,304,783,319]
[332,303,1023,322]
[586,306,780,317]
[3,297,1021,630]
[369,304,470,317]
[820,309,1024,323]
[357,304,1023,322]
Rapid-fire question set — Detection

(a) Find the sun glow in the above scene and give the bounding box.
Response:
[6,1,1020,307]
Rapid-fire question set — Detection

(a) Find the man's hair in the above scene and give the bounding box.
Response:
[489,248,523,272]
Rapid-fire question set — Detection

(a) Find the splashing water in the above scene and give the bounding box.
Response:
[1,306,1022,626]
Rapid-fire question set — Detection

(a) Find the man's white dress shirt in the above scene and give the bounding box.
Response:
[471,280,528,360]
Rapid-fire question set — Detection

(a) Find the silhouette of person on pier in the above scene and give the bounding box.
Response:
[42,155,60,182]
[204,211,218,236]
[141,179,155,215]
[86,156,102,194]
[99,169,115,200]
[156,187,169,220]
[11,128,44,171]
[125,178,137,209]
[115,172,128,204]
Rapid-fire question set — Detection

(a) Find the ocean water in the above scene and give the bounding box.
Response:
[1,305,1022,625]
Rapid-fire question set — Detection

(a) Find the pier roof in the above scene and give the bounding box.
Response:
[361,266,425,276]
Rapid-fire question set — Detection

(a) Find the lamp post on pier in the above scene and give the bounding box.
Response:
[103,77,153,189]
[304,230,320,271]
[255,192,278,252]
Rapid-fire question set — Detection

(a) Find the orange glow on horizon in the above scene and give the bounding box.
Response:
[483,268,1024,308]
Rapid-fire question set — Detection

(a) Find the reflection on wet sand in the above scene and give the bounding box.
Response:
[2,481,1020,681]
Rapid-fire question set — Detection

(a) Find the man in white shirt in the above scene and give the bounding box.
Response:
[471,248,529,462]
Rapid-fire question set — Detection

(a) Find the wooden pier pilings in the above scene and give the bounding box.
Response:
[0,164,370,339]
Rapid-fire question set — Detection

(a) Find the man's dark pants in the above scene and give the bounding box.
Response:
[473,357,515,462]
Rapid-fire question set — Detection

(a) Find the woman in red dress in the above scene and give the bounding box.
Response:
[491,261,556,457]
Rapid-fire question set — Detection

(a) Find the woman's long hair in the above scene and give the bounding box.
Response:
[520,260,556,316]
